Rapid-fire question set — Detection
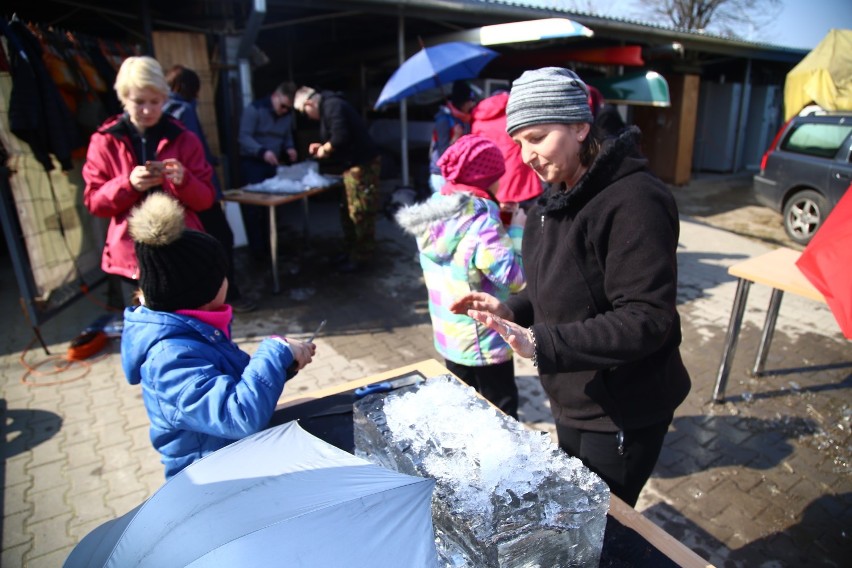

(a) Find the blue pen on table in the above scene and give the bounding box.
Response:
[353,374,424,398]
[285,319,326,379]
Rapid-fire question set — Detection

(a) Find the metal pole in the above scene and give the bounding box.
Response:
[398,11,410,187]
[238,0,267,108]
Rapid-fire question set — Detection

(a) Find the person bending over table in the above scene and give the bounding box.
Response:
[451,67,691,507]
[294,86,381,273]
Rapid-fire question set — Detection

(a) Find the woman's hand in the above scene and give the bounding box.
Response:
[286,338,317,372]
[129,165,163,192]
[162,159,185,186]
[468,309,536,359]
[449,291,513,320]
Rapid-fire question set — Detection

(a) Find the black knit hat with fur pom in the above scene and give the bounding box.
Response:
[128,193,227,312]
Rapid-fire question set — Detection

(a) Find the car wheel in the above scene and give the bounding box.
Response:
[782,189,827,245]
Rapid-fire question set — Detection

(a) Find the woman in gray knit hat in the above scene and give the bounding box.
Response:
[451,67,691,507]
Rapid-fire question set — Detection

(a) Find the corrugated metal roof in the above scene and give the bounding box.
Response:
[357,0,807,60]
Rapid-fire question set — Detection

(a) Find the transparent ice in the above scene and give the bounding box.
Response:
[354,375,609,567]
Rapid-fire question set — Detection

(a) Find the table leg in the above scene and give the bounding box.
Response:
[751,288,784,377]
[269,205,280,294]
[713,278,752,403]
[302,197,310,244]
[297,196,311,267]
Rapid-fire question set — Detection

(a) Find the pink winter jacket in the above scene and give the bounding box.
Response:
[83,115,215,279]
[471,92,543,204]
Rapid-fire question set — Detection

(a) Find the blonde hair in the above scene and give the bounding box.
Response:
[114,56,170,105]
[293,86,317,113]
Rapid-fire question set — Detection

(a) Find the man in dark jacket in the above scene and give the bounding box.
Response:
[294,87,381,273]
[237,82,298,259]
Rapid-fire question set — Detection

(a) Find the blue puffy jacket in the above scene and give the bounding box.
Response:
[121,306,294,478]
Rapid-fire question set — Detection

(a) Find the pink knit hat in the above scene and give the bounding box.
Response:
[438,134,505,191]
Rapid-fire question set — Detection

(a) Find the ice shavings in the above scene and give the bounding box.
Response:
[242,160,338,194]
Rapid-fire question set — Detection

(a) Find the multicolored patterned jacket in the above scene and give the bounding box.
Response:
[396,192,525,365]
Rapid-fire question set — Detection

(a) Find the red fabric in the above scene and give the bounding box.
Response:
[176,305,233,339]
[796,184,852,338]
[471,92,543,204]
[437,133,505,190]
[82,115,215,280]
[587,85,604,119]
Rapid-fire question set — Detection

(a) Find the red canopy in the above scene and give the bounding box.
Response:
[796,183,852,338]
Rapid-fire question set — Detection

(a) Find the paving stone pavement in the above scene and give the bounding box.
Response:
[1,185,850,567]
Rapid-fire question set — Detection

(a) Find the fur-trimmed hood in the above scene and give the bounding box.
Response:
[395,192,494,263]
[538,126,646,216]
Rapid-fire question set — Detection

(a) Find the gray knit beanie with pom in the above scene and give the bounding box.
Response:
[129,193,227,312]
[505,67,592,135]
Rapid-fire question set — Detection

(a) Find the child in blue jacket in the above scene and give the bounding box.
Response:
[121,192,316,478]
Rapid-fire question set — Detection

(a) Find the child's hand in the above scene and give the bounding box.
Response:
[287,338,317,372]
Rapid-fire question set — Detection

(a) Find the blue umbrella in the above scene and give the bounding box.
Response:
[374,42,499,109]
[64,422,437,567]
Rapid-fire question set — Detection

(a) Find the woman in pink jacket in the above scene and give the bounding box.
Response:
[83,56,214,307]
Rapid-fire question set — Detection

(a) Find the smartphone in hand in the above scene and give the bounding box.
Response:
[145,161,164,175]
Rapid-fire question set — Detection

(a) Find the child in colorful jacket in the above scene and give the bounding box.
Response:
[396,134,526,417]
[121,193,316,479]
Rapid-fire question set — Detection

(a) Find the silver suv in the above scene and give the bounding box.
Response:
[753,111,852,245]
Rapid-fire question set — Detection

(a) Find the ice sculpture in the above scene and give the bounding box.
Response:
[354,375,609,567]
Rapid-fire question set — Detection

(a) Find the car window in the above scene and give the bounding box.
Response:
[781,122,852,159]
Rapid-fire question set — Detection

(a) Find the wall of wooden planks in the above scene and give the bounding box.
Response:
[152,31,224,182]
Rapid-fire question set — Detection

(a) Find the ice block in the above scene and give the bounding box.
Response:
[354,375,609,567]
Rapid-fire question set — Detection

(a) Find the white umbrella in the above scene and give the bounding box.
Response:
[64,422,437,567]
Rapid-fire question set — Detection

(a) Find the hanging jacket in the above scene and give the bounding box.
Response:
[470,92,543,204]
[4,19,78,171]
[505,127,691,432]
[121,305,295,478]
[396,191,525,365]
[82,114,215,279]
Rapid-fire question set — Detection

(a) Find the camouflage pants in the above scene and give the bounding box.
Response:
[341,156,381,261]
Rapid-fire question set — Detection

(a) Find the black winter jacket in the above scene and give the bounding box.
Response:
[505,126,691,432]
[318,91,379,168]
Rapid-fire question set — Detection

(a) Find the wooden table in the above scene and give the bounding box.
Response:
[223,185,336,294]
[275,359,713,568]
[713,247,826,402]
